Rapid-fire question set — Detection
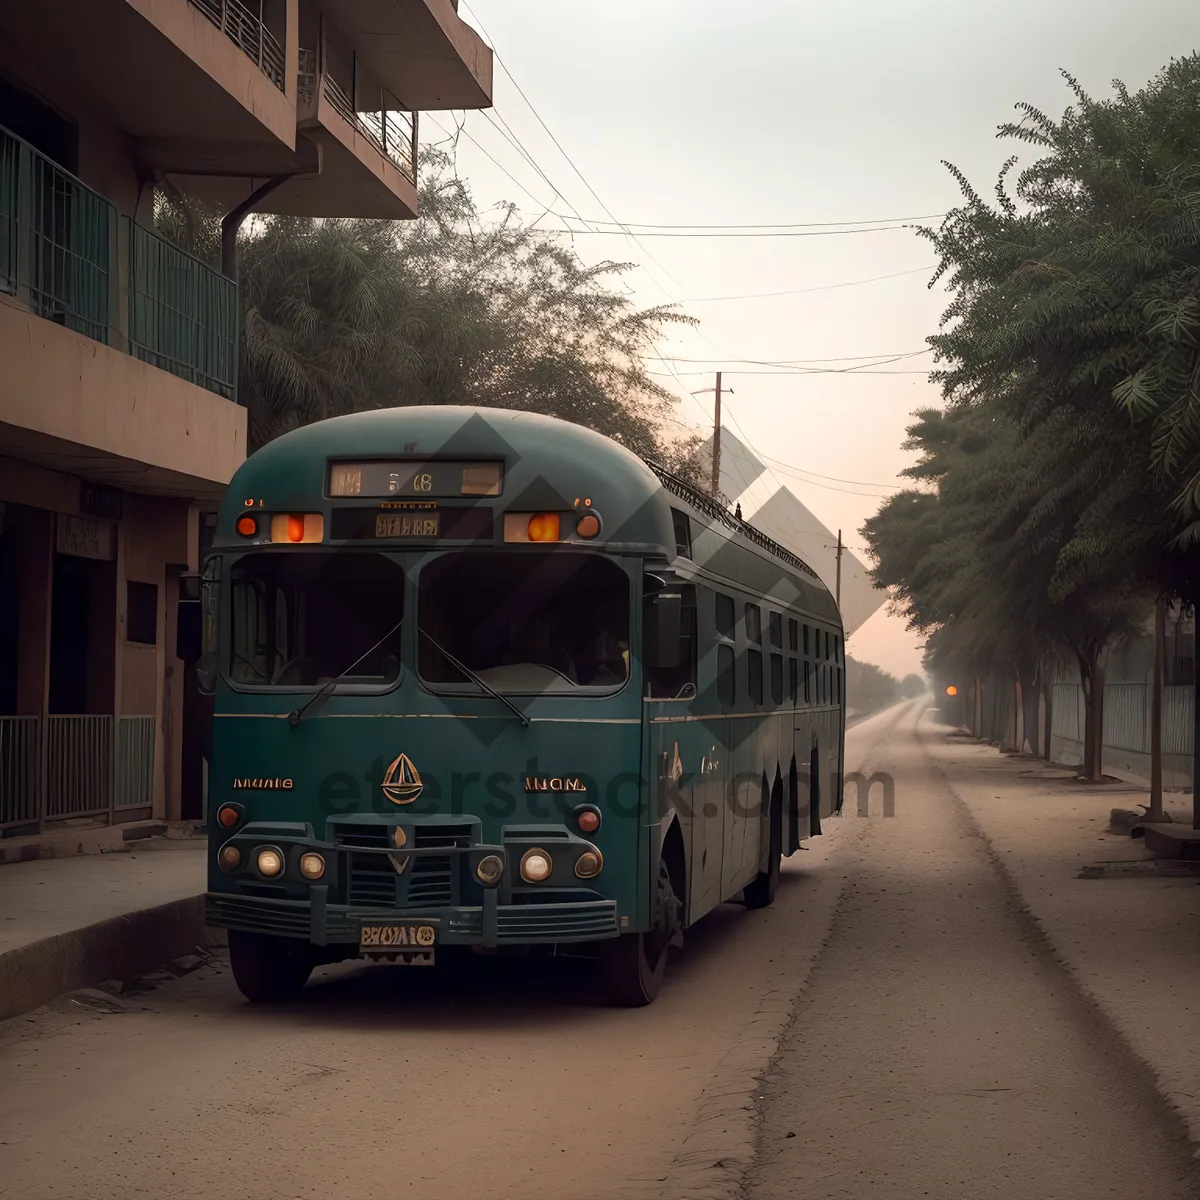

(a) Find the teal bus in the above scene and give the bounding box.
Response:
[181,407,845,1005]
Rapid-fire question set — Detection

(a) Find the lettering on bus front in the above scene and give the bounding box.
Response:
[524,776,588,793]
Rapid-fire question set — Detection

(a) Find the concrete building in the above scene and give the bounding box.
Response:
[0,0,492,836]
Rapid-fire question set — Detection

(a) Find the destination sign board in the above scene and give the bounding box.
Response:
[328,461,502,499]
[329,505,494,542]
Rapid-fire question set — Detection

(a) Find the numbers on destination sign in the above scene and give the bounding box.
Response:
[387,471,434,493]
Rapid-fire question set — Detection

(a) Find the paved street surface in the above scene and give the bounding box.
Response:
[1,704,1196,1200]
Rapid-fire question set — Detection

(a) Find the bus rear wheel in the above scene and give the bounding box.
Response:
[599,857,680,1006]
[228,930,314,1002]
[744,788,782,909]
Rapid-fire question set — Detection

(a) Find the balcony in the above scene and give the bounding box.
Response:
[0,0,298,172]
[0,123,245,498]
[0,125,237,401]
[188,0,286,90]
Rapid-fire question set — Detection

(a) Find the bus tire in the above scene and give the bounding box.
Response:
[598,856,678,1006]
[744,787,782,910]
[228,930,314,1002]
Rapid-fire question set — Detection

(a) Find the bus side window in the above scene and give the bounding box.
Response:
[715,593,735,640]
[643,585,697,699]
[802,623,810,657]
[788,656,798,705]
[769,612,782,648]
[788,618,798,653]
[745,603,763,705]
[717,644,735,708]
[770,652,783,706]
[803,660,813,705]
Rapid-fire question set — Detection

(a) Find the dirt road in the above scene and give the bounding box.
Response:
[1,703,1194,1199]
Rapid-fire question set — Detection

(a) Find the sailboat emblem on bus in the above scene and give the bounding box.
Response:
[382,753,423,805]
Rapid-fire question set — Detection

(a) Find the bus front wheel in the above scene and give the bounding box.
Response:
[599,857,680,1006]
[228,930,314,1002]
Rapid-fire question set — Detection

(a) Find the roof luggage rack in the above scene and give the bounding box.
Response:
[643,459,820,581]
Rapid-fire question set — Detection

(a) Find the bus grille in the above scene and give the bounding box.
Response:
[330,821,473,909]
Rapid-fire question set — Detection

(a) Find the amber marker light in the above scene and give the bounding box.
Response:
[216,804,242,829]
[218,845,240,872]
[528,513,560,542]
[576,514,600,539]
[268,513,324,544]
[946,685,958,696]
[520,848,553,883]
[235,514,257,537]
[574,849,603,879]
[299,852,325,880]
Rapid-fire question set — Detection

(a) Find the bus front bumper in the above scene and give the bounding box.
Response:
[205,890,620,950]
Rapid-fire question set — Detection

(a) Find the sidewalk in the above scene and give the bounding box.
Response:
[923,718,1200,1150]
[0,837,208,1021]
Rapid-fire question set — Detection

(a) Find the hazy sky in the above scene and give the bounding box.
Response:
[430,1,1197,678]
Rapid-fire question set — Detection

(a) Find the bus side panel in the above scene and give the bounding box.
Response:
[685,714,728,925]
[722,714,759,899]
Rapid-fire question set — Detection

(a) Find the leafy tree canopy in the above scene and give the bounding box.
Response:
[156,150,706,480]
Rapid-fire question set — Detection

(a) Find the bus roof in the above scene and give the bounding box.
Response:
[217,406,839,624]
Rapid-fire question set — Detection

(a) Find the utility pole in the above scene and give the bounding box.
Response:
[835,529,843,610]
[710,371,723,498]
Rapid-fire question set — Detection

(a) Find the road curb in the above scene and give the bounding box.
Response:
[0,895,212,1022]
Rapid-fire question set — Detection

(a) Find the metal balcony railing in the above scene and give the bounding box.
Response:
[0,122,240,403]
[323,73,418,184]
[130,223,238,401]
[189,0,285,90]
[0,125,113,343]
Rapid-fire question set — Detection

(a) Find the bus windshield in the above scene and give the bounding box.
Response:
[228,551,404,688]
[418,550,630,693]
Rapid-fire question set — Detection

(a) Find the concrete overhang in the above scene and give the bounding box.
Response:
[318,0,493,110]
[0,0,297,164]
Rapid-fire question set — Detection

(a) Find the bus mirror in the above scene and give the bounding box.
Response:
[176,598,202,664]
[645,592,682,669]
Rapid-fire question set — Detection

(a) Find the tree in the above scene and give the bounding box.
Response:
[154,150,707,482]
[899,674,926,699]
[844,656,900,714]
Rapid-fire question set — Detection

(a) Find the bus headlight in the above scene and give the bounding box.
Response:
[520,848,553,883]
[476,855,504,886]
[256,847,284,877]
[574,849,603,879]
[299,852,325,880]
[218,845,240,872]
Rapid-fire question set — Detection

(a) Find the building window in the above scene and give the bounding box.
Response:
[769,611,782,647]
[717,644,735,707]
[126,581,158,646]
[788,657,798,704]
[671,508,693,560]
[788,618,798,653]
[770,653,783,705]
[715,592,735,641]
[746,603,762,645]
[748,648,764,704]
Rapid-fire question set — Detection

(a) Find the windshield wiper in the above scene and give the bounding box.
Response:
[418,627,530,728]
[287,616,404,727]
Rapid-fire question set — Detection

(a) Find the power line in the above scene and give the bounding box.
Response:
[681,266,937,302]
[656,350,929,367]
[541,212,948,230]
[539,224,934,239]
[648,367,931,377]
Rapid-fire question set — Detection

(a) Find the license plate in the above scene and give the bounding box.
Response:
[375,513,439,538]
[360,922,438,961]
